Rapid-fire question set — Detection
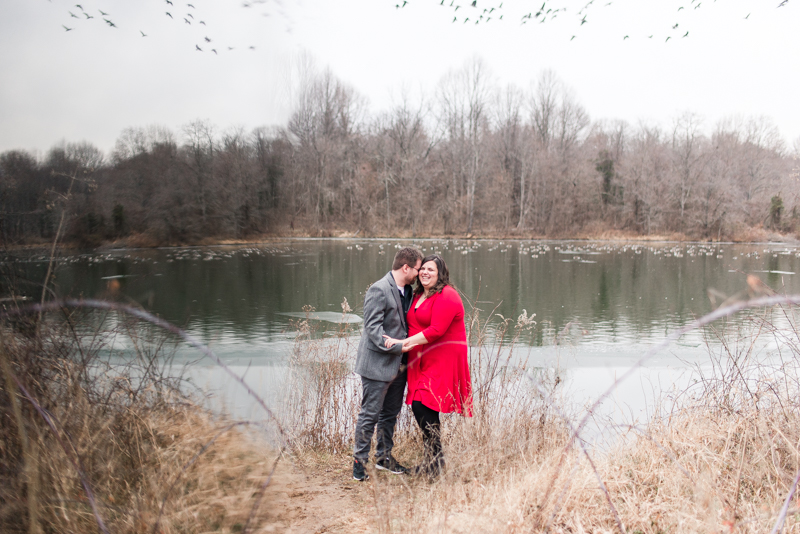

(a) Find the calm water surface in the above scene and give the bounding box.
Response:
[9,239,800,420]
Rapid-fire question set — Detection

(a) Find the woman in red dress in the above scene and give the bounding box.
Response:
[385,254,472,477]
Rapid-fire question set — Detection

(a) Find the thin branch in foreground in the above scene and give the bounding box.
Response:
[770,468,800,534]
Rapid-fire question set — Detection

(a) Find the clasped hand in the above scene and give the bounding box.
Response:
[383,335,418,352]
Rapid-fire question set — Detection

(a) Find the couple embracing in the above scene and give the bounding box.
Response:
[352,247,473,482]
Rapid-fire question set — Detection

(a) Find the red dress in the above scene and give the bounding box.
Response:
[406,285,473,416]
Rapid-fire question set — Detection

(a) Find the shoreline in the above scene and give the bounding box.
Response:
[5,227,799,253]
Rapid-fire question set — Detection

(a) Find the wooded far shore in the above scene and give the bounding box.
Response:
[2,67,798,249]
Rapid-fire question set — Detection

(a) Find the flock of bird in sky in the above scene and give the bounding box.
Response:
[414,0,792,41]
[58,0,260,54]
[57,0,793,48]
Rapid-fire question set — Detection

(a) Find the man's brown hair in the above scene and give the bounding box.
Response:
[392,247,423,270]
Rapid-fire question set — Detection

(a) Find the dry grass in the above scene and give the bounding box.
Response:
[5,290,800,533]
[0,314,279,534]
[283,298,800,533]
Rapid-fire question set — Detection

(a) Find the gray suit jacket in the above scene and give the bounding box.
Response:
[354,271,410,382]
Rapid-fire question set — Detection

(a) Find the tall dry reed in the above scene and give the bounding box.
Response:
[0,306,279,534]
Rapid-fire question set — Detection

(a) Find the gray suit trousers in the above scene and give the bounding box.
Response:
[353,368,407,463]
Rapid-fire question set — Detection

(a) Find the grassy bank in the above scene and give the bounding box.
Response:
[0,311,280,534]
[283,299,800,533]
[4,294,800,532]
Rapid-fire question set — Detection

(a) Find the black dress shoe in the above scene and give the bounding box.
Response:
[353,459,369,481]
[376,456,409,475]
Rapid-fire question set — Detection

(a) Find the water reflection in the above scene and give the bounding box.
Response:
[10,239,798,431]
[7,239,799,361]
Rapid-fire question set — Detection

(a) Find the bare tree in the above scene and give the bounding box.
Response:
[182,119,218,230]
[670,112,708,232]
[621,123,670,234]
[492,84,528,230]
[288,68,366,228]
[437,57,492,234]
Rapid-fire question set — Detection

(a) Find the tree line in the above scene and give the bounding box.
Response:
[2,59,798,246]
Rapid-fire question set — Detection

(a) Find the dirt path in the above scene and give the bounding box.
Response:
[256,457,375,533]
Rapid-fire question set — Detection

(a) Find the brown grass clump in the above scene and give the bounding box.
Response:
[0,313,278,534]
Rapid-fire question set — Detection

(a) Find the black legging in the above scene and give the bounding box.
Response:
[411,400,442,462]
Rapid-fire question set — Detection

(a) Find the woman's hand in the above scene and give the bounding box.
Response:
[401,338,419,352]
[383,335,402,349]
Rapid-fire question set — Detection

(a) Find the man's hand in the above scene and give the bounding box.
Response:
[383,335,402,349]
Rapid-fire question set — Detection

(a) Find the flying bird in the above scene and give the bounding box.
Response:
[166,12,172,18]
[665,36,671,42]
[166,0,173,4]
[187,3,195,7]
[672,23,679,28]
[99,9,108,15]
[249,45,255,50]
[63,25,73,31]
[69,11,78,18]
[211,49,217,54]
[187,13,193,18]
[570,34,576,40]
[204,36,211,42]
[623,35,629,39]
[83,13,93,19]
[199,20,206,25]
[196,44,202,51]
[75,4,83,10]
[184,18,191,24]
[580,15,587,24]
[744,13,750,18]
[104,19,116,27]
[683,31,689,36]
[140,30,147,36]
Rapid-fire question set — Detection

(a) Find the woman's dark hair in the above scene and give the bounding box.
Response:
[414,254,452,296]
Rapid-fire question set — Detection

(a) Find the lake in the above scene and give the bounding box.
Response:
[8,238,800,425]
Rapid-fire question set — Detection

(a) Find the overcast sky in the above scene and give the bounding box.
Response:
[2,0,798,157]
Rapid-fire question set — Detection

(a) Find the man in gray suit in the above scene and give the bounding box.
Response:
[352,247,423,481]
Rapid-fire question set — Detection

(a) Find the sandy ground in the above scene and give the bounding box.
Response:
[256,457,375,533]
